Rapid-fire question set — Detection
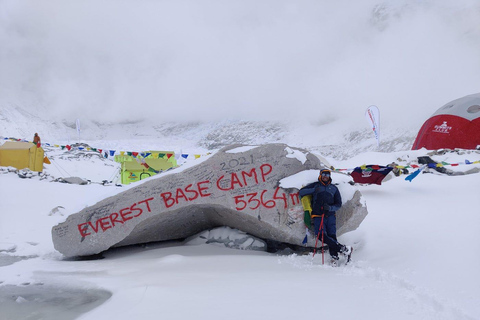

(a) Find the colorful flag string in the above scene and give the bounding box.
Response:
[1,136,207,161]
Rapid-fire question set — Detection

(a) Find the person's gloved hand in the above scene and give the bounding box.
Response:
[321,205,331,211]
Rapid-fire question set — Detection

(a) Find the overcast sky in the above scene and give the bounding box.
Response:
[1,0,479,127]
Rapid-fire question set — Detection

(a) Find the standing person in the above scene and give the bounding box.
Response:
[33,133,41,146]
[299,168,352,265]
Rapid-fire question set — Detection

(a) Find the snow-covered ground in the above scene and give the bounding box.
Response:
[1,134,479,319]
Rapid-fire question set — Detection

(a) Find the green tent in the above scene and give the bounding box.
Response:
[120,156,176,185]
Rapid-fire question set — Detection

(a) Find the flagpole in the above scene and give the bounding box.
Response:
[76,118,81,143]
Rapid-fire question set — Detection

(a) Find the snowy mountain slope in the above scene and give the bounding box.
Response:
[0,105,417,160]
[2,0,480,126]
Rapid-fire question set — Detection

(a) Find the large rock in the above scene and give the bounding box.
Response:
[52,144,367,257]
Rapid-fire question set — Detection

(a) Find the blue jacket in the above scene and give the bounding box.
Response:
[299,180,342,218]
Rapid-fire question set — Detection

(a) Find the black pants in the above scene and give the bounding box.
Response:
[314,215,342,258]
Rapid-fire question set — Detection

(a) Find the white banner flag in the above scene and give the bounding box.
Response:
[365,105,380,147]
[76,119,81,140]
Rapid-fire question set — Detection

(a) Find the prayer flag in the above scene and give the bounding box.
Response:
[351,165,393,185]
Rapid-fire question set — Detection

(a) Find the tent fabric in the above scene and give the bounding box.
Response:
[121,158,176,185]
[412,93,480,150]
[0,141,44,172]
[116,151,177,185]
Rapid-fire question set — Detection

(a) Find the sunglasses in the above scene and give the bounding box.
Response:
[321,172,331,177]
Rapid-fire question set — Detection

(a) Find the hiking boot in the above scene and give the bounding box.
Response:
[340,245,352,256]
[330,255,339,267]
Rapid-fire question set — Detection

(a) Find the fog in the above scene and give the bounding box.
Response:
[1,0,479,127]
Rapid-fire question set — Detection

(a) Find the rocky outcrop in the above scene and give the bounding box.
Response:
[52,144,368,257]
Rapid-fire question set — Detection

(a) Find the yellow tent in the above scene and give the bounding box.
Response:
[0,141,44,172]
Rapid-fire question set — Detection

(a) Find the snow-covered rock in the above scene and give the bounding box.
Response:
[52,143,368,257]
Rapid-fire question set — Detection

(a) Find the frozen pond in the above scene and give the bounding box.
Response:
[0,284,112,320]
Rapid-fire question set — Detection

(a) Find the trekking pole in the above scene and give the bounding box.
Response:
[321,220,325,265]
[312,215,324,261]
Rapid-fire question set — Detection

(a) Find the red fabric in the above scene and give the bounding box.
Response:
[412,115,480,150]
[351,166,393,185]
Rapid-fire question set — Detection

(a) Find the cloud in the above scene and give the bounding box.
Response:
[1,0,479,128]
